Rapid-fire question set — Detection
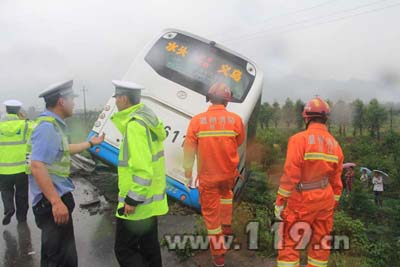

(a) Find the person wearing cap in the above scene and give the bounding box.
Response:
[0,100,30,225]
[110,80,168,267]
[27,80,104,267]
[183,82,245,267]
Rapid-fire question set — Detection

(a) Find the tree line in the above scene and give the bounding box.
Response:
[258,98,400,139]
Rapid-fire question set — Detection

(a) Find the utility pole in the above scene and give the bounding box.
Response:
[82,86,88,129]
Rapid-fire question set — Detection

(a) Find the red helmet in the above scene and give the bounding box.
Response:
[207,82,232,102]
[302,97,330,122]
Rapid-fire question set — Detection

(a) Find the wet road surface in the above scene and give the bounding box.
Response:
[1,177,270,267]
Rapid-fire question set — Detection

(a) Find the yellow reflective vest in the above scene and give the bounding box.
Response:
[26,116,71,178]
[0,114,30,175]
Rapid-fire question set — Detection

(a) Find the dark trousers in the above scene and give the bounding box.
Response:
[0,172,29,221]
[374,191,383,207]
[114,216,162,267]
[33,192,78,267]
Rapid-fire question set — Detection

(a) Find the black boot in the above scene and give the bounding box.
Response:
[3,211,14,225]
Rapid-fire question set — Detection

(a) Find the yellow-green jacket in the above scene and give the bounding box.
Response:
[111,103,169,220]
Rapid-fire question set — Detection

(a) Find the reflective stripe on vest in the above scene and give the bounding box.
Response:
[304,152,339,163]
[118,190,166,206]
[133,175,152,186]
[26,116,70,177]
[0,161,27,167]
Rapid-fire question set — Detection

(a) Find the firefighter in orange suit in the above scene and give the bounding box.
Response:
[275,97,343,267]
[183,83,245,267]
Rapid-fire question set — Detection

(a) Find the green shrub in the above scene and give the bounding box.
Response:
[332,211,368,255]
[365,240,392,267]
[329,253,371,267]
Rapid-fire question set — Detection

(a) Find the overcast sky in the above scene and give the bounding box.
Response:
[1,0,399,111]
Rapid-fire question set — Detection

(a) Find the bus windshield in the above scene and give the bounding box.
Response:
[145,32,255,103]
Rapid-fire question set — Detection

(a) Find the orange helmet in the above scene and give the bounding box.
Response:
[302,97,330,123]
[206,82,232,102]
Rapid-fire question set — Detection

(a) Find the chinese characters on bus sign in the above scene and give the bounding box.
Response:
[165,42,242,83]
[217,64,242,82]
[166,42,188,57]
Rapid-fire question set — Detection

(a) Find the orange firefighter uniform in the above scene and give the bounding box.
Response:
[184,102,245,257]
[276,99,343,267]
